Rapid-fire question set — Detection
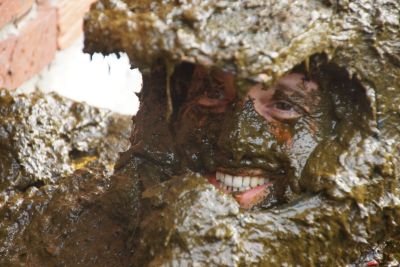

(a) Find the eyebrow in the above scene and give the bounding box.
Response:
[273,83,316,114]
[275,82,308,97]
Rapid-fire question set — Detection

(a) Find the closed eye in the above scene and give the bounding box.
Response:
[195,70,235,113]
[196,93,231,114]
[197,95,229,107]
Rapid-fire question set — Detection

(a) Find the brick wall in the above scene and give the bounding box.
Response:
[0,0,97,90]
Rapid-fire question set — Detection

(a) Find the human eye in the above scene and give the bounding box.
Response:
[266,100,302,120]
[197,90,228,107]
[195,71,235,113]
[196,91,230,114]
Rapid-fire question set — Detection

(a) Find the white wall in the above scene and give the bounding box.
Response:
[18,37,141,115]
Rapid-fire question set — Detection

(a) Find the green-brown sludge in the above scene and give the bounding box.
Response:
[0,0,399,266]
[84,0,400,265]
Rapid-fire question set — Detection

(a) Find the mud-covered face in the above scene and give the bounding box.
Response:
[174,66,335,209]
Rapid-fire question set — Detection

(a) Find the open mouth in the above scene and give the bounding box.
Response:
[208,170,275,209]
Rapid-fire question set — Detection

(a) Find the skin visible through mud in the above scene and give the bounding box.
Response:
[174,66,333,209]
[128,59,400,266]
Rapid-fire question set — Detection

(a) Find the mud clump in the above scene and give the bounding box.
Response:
[0,89,131,190]
[0,90,139,266]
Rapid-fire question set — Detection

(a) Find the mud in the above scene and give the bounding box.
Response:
[83,0,400,266]
[0,89,131,190]
[125,60,400,266]
[0,90,138,266]
[1,0,399,266]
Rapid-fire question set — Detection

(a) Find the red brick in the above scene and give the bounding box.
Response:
[0,4,57,89]
[56,0,97,49]
[36,0,53,8]
[0,0,34,28]
[58,15,84,50]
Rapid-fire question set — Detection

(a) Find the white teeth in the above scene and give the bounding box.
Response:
[216,172,223,181]
[216,172,270,192]
[250,177,259,187]
[233,177,243,188]
[243,176,250,187]
[257,178,265,186]
[224,174,233,186]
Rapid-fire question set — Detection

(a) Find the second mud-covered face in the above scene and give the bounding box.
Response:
[174,66,335,209]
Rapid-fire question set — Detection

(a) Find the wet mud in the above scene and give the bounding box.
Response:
[83,0,400,265]
[0,90,138,266]
[1,0,400,266]
[125,60,400,266]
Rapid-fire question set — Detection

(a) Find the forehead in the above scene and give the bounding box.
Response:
[183,65,321,100]
[274,73,319,94]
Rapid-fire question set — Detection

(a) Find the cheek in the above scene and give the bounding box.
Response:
[179,104,213,131]
[269,121,293,148]
[269,120,320,162]
[176,105,224,152]
[308,121,317,136]
[288,122,320,166]
[175,107,206,151]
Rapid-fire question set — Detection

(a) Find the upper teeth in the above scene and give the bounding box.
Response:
[216,172,270,192]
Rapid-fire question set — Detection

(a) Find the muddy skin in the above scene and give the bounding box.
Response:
[174,67,337,209]
[129,58,400,266]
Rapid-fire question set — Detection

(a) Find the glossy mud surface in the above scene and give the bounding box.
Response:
[0,90,139,266]
[2,0,400,266]
[84,0,400,265]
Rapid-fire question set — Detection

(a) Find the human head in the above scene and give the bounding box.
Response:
[173,63,350,209]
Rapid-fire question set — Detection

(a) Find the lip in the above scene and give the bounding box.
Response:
[207,169,278,209]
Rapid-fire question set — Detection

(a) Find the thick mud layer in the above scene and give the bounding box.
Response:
[82,0,400,266]
[0,89,131,190]
[0,90,139,266]
[1,0,399,266]
[124,60,400,266]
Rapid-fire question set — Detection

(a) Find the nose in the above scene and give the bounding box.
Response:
[216,99,286,171]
